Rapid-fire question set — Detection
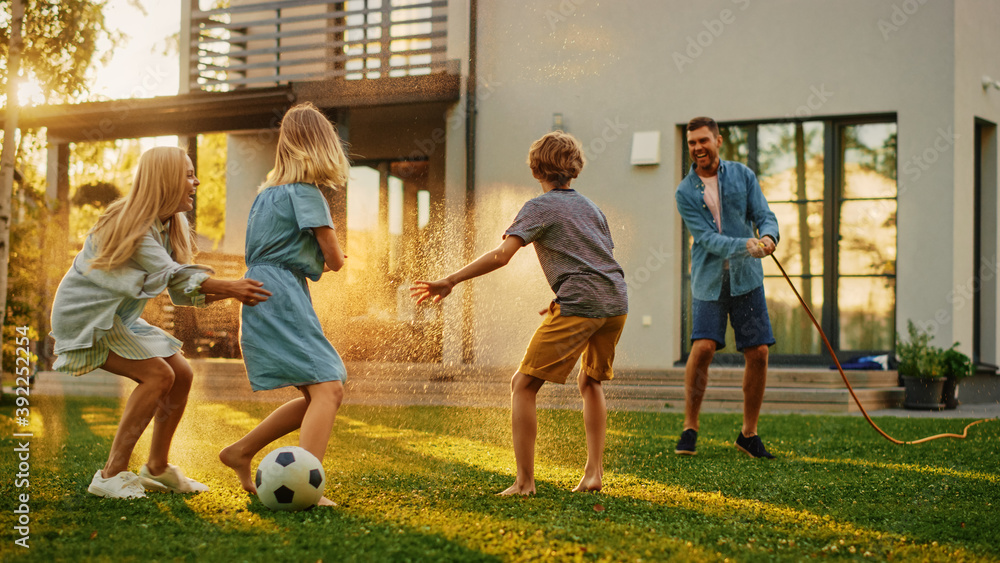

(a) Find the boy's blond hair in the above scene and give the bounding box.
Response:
[263,102,350,191]
[89,146,195,270]
[527,131,586,188]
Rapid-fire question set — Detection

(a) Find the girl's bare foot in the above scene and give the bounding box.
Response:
[571,474,602,492]
[498,482,536,496]
[219,445,256,494]
[317,496,336,507]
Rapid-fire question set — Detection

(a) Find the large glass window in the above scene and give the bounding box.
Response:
[681,117,897,363]
[837,123,897,351]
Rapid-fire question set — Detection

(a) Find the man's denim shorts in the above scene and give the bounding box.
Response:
[691,275,775,351]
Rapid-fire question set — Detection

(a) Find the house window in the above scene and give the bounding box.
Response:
[681,116,897,363]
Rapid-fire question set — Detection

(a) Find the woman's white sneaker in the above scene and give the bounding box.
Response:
[87,470,146,499]
[138,464,209,493]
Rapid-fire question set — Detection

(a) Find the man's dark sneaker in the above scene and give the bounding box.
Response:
[674,429,697,455]
[735,432,775,459]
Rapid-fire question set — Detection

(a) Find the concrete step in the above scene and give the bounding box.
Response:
[26,360,903,414]
[185,360,899,388]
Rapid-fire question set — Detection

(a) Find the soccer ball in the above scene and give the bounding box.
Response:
[255,446,326,511]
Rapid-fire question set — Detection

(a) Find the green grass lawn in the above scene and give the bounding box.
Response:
[1,394,998,562]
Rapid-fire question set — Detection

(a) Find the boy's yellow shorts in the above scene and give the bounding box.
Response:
[518,302,627,384]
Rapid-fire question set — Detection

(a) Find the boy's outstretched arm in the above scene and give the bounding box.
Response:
[411,235,524,304]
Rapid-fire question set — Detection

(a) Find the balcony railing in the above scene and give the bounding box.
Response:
[189,0,449,91]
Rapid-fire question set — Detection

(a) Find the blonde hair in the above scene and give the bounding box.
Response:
[262,102,350,191]
[527,131,586,188]
[89,146,196,270]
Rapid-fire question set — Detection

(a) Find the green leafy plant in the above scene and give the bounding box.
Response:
[895,320,943,378]
[939,343,973,380]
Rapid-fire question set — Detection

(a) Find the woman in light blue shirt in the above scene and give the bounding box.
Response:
[50,147,271,499]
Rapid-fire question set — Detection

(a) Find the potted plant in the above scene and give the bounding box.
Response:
[939,344,972,409]
[895,321,945,410]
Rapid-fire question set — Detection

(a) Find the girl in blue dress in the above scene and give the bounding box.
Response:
[50,146,272,498]
[220,103,349,506]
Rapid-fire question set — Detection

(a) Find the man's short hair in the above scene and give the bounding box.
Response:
[686,116,720,137]
[527,131,586,188]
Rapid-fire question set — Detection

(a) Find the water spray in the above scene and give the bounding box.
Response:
[766,243,996,444]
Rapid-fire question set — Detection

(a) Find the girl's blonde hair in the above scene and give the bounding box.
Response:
[89,146,196,270]
[262,102,350,191]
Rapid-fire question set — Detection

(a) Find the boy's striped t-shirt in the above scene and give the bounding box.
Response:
[503,188,628,318]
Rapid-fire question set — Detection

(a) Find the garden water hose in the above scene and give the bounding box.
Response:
[768,251,996,444]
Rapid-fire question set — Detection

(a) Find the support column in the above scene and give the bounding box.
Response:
[42,139,70,369]
[223,132,278,255]
[46,141,70,239]
[183,135,198,228]
[438,0,472,366]
[179,0,198,94]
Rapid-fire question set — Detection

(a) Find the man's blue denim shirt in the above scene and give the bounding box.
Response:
[675,160,779,301]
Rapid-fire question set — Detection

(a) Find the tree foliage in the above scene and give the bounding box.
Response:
[1,0,123,371]
[196,133,227,248]
[1,0,120,104]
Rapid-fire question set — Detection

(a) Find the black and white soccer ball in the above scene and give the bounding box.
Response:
[255,446,326,511]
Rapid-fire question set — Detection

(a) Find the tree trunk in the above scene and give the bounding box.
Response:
[1,0,26,374]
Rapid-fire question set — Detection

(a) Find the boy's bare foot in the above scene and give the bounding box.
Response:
[571,474,602,492]
[219,445,256,494]
[498,482,536,496]
[317,496,336,507]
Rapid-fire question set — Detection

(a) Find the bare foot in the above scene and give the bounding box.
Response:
[317,496,336,507]
[219,444,256,494]
[497,482,536,496]
[571,474,602,492]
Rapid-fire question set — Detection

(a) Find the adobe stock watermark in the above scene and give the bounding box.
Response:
[544,0,587,31]
[673,0,752,73]
[912,254,1000,339]
[901,126,958,182]
[624,244,672,291]
[878,0,929,41]
[80,64,173,143]
[785,84,834,119]
[859,125,957,233]
[582,117,629,163]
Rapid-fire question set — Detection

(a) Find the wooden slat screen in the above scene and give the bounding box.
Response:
[191,0,449,90]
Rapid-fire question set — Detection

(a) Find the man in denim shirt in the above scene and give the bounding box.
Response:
[674,116,780,459]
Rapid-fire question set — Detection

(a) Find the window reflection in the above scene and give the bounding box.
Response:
[839,123,897,351]
[764,277,823,355]
[839,277,896,350]
[757,122,826,354]
[719,125,749,163]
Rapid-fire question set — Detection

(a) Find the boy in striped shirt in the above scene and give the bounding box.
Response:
[411,131,628,495]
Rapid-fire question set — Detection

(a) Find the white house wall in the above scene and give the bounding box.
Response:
[955,0,1000,362]
[222,132,279,255]
[470,0,972,369]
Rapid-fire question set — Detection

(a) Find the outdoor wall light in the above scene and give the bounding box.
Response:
[552,113,564,132]
[983,75,1000,92]
[630,131,661,166]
